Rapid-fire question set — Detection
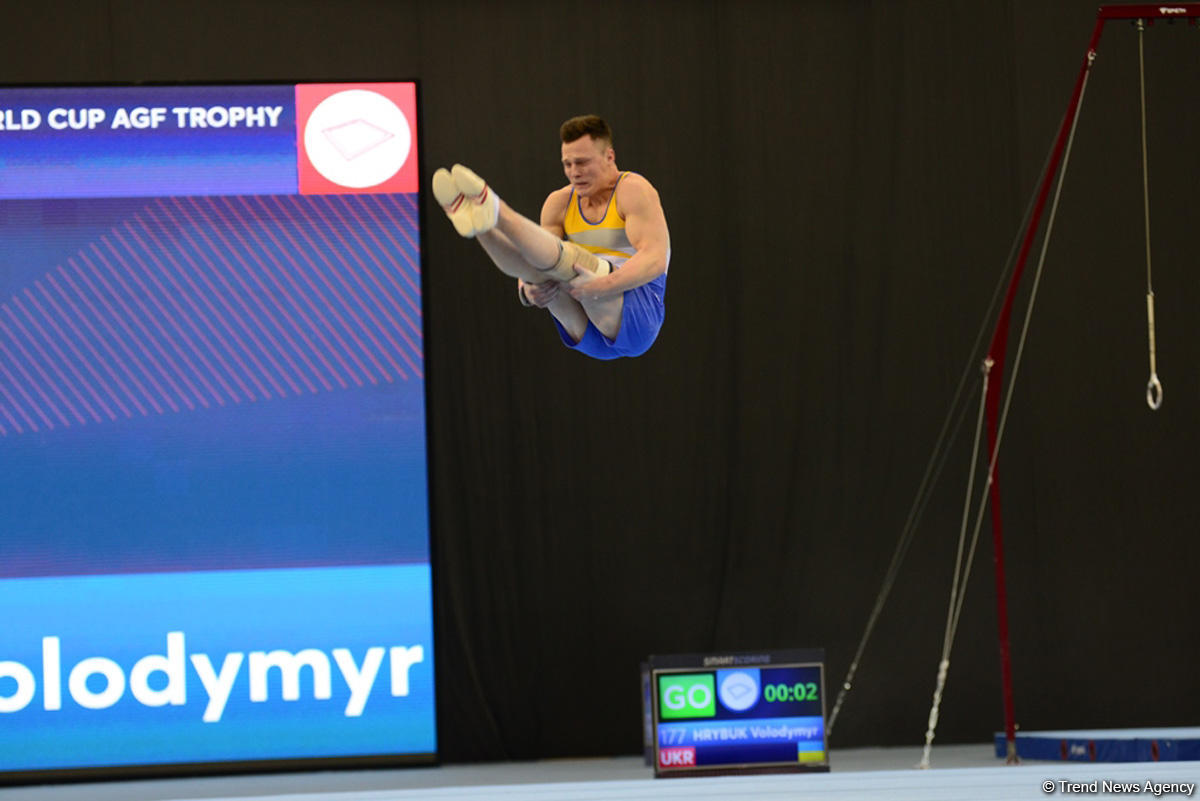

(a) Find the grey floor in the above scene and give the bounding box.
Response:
[5,744,1198,801]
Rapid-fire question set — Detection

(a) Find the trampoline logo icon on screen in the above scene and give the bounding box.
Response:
[295,83,418,195]
[717,669,760,712]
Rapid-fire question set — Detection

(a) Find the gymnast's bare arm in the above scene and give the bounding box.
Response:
[540,185,571,240]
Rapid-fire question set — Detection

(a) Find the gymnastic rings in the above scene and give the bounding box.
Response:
[1146,372,1162,411]
[1145,291,1162,410]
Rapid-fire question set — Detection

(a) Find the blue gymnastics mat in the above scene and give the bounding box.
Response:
[996,727,1200,762]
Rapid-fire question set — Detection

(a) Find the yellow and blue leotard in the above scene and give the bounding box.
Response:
[553,172,667,359]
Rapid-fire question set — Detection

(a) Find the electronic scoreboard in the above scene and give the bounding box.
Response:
[648,649,828,777]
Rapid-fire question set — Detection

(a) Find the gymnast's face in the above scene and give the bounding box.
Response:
[561,135,616,198]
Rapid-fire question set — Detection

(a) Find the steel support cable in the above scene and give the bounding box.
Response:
[918,51,1095,770]
[826,121,1066,739]
[917,361,990,769]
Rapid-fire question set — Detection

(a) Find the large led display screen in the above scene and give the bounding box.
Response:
[0,82,434,780]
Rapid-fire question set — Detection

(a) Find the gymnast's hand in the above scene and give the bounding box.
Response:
[520,278,560,308]
[566,263,614,304]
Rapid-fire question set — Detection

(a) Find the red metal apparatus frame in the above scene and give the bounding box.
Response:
[987,2,1200,764]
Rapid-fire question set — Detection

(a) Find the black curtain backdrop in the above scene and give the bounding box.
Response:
[4,0,1198,764]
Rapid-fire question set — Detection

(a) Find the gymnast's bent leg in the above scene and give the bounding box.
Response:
[442,164,610,281]
[476,228,590,341]
[432,164,618,341]
[449,164,624,339]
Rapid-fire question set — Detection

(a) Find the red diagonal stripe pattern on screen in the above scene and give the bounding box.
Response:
[0,194,423,437]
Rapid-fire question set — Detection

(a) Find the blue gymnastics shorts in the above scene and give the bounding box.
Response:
[551,272,667,360]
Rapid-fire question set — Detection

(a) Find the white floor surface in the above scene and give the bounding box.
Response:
[3,744,1198,801]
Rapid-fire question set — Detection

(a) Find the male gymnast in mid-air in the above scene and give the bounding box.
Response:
[432,115,670,359]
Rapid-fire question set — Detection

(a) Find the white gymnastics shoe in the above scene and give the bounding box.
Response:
[450,163,500,235]
[432,167,476,238]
